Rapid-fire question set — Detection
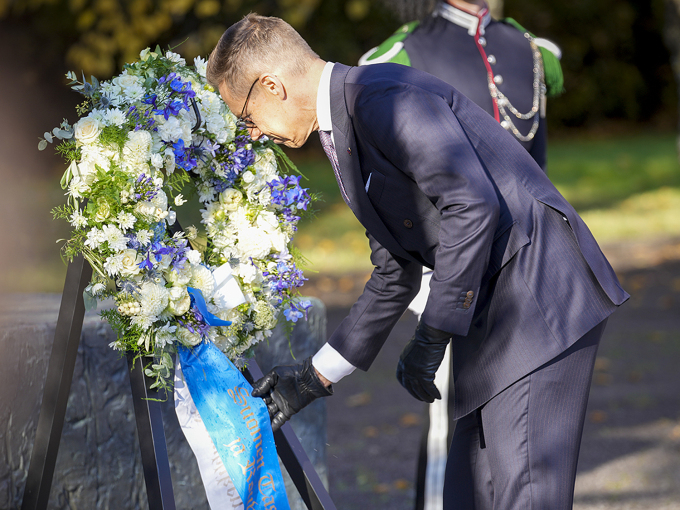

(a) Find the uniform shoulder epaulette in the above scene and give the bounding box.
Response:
[358,21,419,66]
[502,17,565,97]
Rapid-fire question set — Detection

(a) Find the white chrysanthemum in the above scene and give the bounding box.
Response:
[131,314,155,331]
[185,225,198,240]
[176,327,202,347]
[157,115,191,144]
[101,81,122,101]
[69,210,88,228]
[102,224,127,251]
[189,265,215,299]
[155,323,177,348]
[139,281,169,318]
[198,182,216,203]
[205,112,226,135]
[137,229,152,246]
[123,130,153,166]
[67,177,89,198]
[84,227,106,249]
[238,226,273,259]
[116,211,136,231]
[103,253,124,277]
[104,108,126,127]
[165,51,186,65]
[197,90,223,116]
[194,56,207,77]
[123,83,145,101]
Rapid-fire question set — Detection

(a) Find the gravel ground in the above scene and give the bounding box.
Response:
[303,241,680,510]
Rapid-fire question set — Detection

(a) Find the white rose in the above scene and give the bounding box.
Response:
[135,201,157,219]
[167,287,191,316]
[151,153,163,169]
[186,250,202,264]
[115,73,142,89]
[76,160,98,185]
[241,170,255,183]
[219,188,243,211]
[176,327,202,347]
[166,265,192,286]
[119,249,142,276]
[74,117,100,145]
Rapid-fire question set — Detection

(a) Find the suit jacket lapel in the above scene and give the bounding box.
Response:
[329,64,413,262]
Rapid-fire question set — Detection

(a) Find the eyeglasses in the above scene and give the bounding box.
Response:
[238,78,258,129]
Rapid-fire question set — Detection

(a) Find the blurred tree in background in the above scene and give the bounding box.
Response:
[0,0,675,133]
[504,0,675,131]
[0,0,399,77]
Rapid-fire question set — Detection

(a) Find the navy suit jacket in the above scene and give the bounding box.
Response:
[325,63,628,419]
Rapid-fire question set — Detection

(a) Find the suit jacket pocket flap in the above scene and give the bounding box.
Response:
[483,221,531,282]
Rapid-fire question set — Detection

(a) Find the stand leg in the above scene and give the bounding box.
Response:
[244,362,337,510]
[21,255,92,510]
[127,353,176,510]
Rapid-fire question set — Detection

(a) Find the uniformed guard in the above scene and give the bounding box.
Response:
[359,2,564,509]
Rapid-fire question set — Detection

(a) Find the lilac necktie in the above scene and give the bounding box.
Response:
[319,130,350,205]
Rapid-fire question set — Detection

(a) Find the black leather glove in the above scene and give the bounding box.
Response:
[396,320,452,403]
[251,356,333,432]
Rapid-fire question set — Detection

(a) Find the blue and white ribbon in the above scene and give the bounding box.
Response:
[174,338,289,510]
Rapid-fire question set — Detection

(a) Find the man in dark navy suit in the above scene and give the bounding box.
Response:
[207,13,628,509]
[359,3,564,507]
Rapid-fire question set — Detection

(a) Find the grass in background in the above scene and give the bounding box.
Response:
[294,133,680,274]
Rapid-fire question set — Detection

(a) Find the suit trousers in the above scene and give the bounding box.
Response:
[443,318,607,510]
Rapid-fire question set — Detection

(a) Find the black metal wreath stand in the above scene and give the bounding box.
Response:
[20,253,336,510]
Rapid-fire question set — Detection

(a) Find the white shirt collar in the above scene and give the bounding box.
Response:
[434,2,492,36]
[316,61,335,133]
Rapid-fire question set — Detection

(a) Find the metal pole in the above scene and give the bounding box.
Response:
[21,255,92,510]
[127,353,176,509]
[244,362,337,510]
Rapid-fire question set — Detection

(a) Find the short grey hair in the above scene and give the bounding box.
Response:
[207,14,319,99]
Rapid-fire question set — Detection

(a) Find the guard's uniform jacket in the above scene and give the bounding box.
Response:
[360,2,563,171]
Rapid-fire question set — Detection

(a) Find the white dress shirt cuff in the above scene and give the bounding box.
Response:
[312,343,356,383]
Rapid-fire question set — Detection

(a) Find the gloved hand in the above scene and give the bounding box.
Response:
[396,320,452,403]
[251,356,333,432]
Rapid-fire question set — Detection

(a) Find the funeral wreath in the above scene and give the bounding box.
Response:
[43,47,314,392]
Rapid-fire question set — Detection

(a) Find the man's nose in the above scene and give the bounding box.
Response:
[248,126,263,140]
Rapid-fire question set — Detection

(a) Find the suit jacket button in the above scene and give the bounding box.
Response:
[466,290,474,298]
[403,219,413,228]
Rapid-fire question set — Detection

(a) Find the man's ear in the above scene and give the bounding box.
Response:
[259,73,287,100]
